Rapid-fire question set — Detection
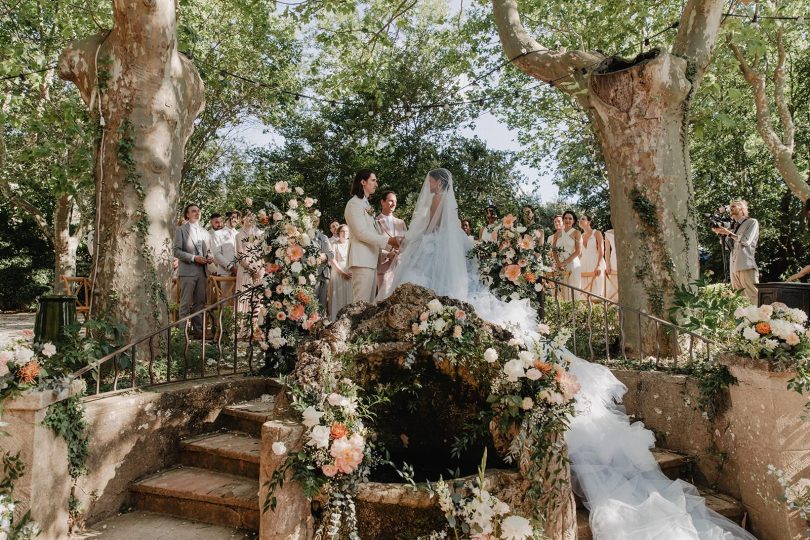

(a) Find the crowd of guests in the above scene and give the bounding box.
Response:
[172,195,620,337]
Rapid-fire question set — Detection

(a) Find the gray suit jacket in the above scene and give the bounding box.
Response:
[313,230,335,281]
[725,217,759,272]
[174,222,209,277]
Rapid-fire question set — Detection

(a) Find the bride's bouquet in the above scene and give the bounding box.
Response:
[470,214,550,307]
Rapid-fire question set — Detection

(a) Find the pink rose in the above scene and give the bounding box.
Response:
[322,464,338,477]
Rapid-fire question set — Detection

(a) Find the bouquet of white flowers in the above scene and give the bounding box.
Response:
[732,302,809,362]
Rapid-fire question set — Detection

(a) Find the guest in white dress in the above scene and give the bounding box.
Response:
[479,205,500,242]
[329,225,353,320]
[235,212,264,315]
[551,210,582,301]
[578,214,605,298]
[604,228,619,301]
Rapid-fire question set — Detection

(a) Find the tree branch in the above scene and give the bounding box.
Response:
[491,0,603,103]
[671,0,725,88]
[729,38,810,202]
[773,27,794,153]
[0,133,52,240]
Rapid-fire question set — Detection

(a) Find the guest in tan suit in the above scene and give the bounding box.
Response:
[375,190,408,300]
[344,170,400,303]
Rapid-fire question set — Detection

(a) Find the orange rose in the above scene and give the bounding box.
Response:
[286,244,304,262]
[266,263,282,274]
[296,291,311,304]
[18,360,40,384]
[290,304,306,320]
[330,422,349,440]
[755,322,771,335]
[502,214,517,229]
[504,264,522,282]
[533,360,553,374]
[454,309,466,320]
[524,272,537,283]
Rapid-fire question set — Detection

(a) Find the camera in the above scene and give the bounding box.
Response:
[706,205,731,229]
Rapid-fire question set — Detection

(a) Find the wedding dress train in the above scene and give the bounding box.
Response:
[384,169,755,540]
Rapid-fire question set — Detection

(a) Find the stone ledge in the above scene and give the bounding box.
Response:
[4,378,86,411]
[717,351,797,376]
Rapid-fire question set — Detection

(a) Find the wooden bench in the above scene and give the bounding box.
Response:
[60,276,92,320]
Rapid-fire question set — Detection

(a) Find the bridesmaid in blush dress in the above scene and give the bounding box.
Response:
[578,214,605,298]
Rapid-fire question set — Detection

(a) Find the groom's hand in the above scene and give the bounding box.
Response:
[387,237,400,249]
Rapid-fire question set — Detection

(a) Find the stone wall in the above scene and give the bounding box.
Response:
[614,360,809,540]
[77,375,275,525]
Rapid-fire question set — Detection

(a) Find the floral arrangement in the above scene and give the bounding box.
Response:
[0,334,63,402]
[408,299,480,366]
[256,182,325,373]
[469,214,550,307]
[421,451,542,540]
[732,303,809,362]
[265,375,385,540]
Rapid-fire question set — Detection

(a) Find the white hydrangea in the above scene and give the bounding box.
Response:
[500,515,534,540]
[483,348,498,363]
[742,326,760,341]
[503,359,525,382]
[427,299,443,313]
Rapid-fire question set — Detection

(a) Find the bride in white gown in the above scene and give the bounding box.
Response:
[383,169,755,540]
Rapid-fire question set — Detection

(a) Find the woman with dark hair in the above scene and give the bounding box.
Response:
[479,204,500,242]
[578,214,605,297]
[551,210,582,299]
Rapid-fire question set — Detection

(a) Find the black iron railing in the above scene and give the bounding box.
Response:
[72,284,265,397]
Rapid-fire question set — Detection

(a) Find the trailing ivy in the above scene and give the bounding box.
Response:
[43,394,89,479]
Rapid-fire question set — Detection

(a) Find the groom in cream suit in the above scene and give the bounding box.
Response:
[344,170,400,303]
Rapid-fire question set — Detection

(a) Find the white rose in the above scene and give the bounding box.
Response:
[433,319,447,334]
[419,320,429,332]
[503,359,525,382]
[500,515,533,540]
[525,368,542,380]
[307,425,331,449]
[427,299,443,313]
[288,199,299,209]
[295,186,304,195]
[273,212,283,221]
[309,274,316,284]
[518,350,534,368]
[742,326,760,341]
[483,348,498,363]
[758,304,774,320]
[304,197,315,208]
[286,209,298,220]
[301,406,324,427]
[40,342,57,358]
[298,276,307,285]
[300,233,311,247]
[307,256,317,266]
[275,181,289,193]
[14,347,34,364]
[290,262,302,273]
[785,332,800,346]
[521,397,534,410]
[537,323,551,335]
[272,442,287,455]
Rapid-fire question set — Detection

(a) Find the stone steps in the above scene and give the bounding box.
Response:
[129,394,286,531]
[180,431,261,478]
[130,466,260,531]
[72,510,257,539]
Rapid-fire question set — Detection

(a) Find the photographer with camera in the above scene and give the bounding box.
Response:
[711,199,760,304]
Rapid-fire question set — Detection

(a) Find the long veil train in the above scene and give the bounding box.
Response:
[382,169,756,539]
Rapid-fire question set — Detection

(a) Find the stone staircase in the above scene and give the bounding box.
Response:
[124,386,746,539]
[128,389,289,534]
[575,448,746,539]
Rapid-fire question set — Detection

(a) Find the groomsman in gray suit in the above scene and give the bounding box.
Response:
[174,203,213,337]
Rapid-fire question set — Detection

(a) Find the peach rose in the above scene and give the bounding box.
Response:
[330,434,364,474]
[266,263,282,274]
[286,244,304,261]
[518,235,535,250]
[755,322,771,335]
[296,291,311,304]
[330,422,349,440]
[786,333,800,346]
[322,464,338,477]
[533,360,553,374]
[454,309,466,320]
[276,312,287,321]
[502,214,517,229]
[504,264,522,282]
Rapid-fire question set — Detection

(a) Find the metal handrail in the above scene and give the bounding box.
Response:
[538,275,715,367]
[72,282,265,396]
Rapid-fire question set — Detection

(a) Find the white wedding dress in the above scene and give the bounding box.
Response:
[383,170,755,540]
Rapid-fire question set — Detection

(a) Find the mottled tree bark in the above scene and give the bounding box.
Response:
[493,0,725,353]
[58,0,204,339]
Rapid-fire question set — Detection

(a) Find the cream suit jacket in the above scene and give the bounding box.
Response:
[344,196,390,269]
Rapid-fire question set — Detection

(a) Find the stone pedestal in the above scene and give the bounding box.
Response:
[718,353,810,540]
[0,380,84,539]
[259,419,313,540]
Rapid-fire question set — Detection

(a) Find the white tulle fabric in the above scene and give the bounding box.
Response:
[386,171,755,540]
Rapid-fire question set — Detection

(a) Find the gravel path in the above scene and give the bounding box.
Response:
[0,312,36,347]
